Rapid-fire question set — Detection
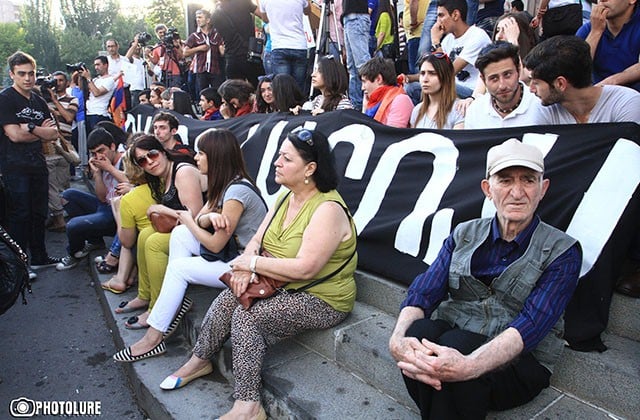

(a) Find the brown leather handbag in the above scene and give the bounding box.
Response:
[149,212,178,233]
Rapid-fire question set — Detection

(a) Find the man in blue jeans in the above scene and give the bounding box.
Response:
[342,0,376,111]
[56,127,127,270]
[259,0,311,92]
[0,51,63,279]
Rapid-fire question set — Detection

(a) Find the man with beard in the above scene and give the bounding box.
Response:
[464,42,544,129]
[524,36,640,124]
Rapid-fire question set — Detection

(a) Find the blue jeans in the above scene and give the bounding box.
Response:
[86,114,111,134]
[2,169,49,261]
[343,13,371,111]
[271,48,308,92]
[62,188,116,254]
[456,83,474,99]
[466,0,479,25]
[407,38,421,74]
[417,2,439,58]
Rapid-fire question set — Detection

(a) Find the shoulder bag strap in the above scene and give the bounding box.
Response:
[288,201,357,293]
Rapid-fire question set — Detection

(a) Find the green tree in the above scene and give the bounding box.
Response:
[0,23,33,63]
[21,0,61,74]
[146,0,185,37]
[58,26,101,71]
[59,0,119,37]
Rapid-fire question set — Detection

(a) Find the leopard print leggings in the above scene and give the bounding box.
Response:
[193,288,348,401]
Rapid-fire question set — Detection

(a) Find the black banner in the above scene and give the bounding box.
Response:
[127,105,640,348]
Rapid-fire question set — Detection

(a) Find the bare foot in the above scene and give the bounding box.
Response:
[115,297,149,314]
[219,400,264,420]
[129,328,163,357]
[101,277,128,293]
[172,355,212,379]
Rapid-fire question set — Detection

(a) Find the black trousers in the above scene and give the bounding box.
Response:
[402,319,551,420]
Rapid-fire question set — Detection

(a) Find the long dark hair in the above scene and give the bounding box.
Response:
[271,74,306,112]
[196,128,254,206]
[316,56,349,112]
[131,135,174,202]
[255,75,274,113]
[172,90,195,117]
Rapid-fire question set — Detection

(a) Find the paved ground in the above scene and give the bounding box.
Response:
[0,229,145,419]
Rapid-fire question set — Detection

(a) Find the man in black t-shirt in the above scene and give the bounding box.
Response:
[0,51,63,275]
[212,0,266,88]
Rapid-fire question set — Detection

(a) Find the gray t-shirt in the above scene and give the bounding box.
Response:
[539,85,640,124]
[223,180,267,249]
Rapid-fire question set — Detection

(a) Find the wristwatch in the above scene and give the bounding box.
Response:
[27,122,36,133]
[430,43,442,52]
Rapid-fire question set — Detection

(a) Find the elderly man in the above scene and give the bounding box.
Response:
[389,139,582,419]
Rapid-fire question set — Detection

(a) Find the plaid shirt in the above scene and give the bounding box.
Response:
[186,28,222,75]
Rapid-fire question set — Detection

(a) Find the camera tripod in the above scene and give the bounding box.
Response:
[309,0,343,98]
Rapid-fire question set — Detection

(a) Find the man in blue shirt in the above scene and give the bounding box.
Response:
[576,0,640,91]
[389,138,582,419]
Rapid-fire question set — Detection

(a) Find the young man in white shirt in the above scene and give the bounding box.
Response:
[430,0,491,98]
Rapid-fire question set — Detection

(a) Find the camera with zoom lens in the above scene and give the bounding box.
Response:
[138,32,152,46]
[36,76,57,91]
[162,27,180,47]
[66,62,86,73]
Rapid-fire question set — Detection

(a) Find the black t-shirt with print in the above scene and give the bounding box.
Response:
[0,86,52,172]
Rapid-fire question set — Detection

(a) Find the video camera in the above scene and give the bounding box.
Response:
[138,32,152,47]
[162,27,180,47]
[66,62,87,73]
[36,76,57,91]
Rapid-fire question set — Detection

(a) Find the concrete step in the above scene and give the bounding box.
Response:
[93,256,634,419]
[607,292,640,342]
[551,332,640,419]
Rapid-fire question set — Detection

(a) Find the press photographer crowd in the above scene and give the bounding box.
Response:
[1,0,639,418]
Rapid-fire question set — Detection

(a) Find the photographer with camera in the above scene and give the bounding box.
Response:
[184,9,224,96]
[126,34,153,106]
[149,26,185,89]
[80,56,116,133]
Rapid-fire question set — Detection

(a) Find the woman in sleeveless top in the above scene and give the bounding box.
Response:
[113,128,268,362]
[158,128,357,420]
[120,135,204,329]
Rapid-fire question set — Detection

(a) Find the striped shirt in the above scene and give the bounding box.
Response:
[402,216,581,352]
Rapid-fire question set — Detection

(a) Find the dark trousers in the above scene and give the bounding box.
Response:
[2,169,49,261]
[86,114,111,134]
[195,72,224,97]
[225,56,264,89]
[403,319,551,420]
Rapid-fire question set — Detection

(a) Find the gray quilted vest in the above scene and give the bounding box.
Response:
[433,218,578,372]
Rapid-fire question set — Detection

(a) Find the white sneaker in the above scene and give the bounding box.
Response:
[28,270,37,280]
[56,255,79,271]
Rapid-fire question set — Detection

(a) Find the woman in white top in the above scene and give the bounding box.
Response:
[410,53,464,129]
[304,55,353,116]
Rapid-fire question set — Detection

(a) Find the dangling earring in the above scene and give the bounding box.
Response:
[304,177,310,185]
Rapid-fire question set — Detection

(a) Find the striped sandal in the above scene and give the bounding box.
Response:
[163,297,193,340]
[113,341,166,363]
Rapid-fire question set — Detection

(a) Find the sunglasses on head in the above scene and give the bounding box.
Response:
[135,149,162,167]
[289,127,314,147]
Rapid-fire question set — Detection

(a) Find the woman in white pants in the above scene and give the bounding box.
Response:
[113,128,267,362]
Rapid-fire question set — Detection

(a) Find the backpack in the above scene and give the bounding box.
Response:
[0,225,31,315]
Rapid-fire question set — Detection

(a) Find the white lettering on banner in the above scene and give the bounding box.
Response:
[566,138,640,276]
[254,120,288,207]
[327,124,375,180]
[352,133,458,248]
[392,134,459,261]
[424,208,455,265]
